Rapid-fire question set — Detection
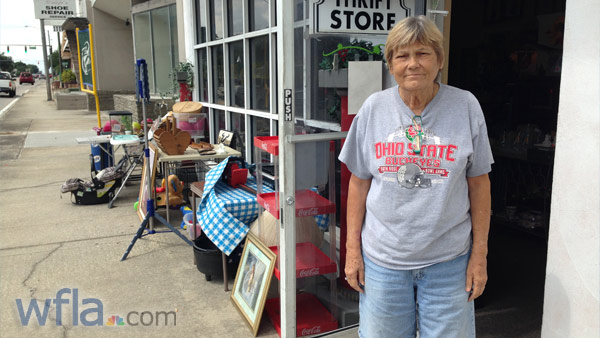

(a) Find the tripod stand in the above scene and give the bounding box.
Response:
[121,59,192,261]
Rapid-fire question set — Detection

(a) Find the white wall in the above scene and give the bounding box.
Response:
[91,7,135,92]
[542,0,600,337]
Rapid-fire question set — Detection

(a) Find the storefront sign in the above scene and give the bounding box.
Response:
[33,0,77,20]
[77,29,93,88]
[311,0,415,34]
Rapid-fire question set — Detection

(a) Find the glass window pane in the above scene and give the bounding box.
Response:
[249,0,269,31]
[231,112,246,156]
[250,36,269,111]
[251,116,271,162]
[210,0,223,40]
[311,35,386,122]
[294,27,303,117]
[213,109,226,143]
[133,12,155,93]
[152,7,173,94]
[294,0,303,21]
[169,4,179,66]
[195,0,207,43]
[196,48,208,101]
[229,41,244,108]
[227,0,244,36]
[212,46,224,104]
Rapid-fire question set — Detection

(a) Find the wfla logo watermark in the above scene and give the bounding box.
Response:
[15,288,176,327]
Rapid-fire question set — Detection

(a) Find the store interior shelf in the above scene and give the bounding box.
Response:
[265,293,338,337]
[269,242,337,280]
[492,215,547,240]
[257,189,336,219]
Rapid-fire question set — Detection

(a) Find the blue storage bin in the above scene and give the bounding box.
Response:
[91,142,114,171]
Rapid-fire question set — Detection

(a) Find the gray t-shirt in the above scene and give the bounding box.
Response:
[339,84,494,270]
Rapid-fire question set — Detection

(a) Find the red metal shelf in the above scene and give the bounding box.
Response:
[257,189,336,219]
[269,242,337,280]
[254,136,279,155]
[265,293,338,337]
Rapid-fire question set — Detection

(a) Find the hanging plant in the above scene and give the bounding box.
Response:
[169,61,194,100]
[320,40,385,70]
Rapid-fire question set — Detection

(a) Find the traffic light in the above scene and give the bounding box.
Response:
[6,46,9,53]
[24,46,27,53]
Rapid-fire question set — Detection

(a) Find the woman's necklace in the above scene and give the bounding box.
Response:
[406,115,424,154]
[403,83,438,155]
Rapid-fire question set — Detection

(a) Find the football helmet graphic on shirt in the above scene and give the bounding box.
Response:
[396,163,432,189]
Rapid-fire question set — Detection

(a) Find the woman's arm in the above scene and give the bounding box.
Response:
[466,173,491,301]
[345,174,372,293]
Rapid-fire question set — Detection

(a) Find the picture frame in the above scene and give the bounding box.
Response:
[231,233,276,336]
[137,143,158,221]
[218,129,235,147]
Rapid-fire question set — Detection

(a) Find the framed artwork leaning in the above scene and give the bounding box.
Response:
[230,233,276,336]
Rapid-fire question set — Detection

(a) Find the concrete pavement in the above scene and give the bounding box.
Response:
[0,83,279,338]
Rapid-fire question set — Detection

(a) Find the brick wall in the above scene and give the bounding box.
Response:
[114,94,176,122]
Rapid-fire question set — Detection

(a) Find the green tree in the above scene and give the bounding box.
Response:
[0,53,14,72]
[14,61,27,73]
[29,64,39,74]
[47,50,60,75]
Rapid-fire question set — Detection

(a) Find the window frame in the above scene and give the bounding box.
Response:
[193,0,278,161]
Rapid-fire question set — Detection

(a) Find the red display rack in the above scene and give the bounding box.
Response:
[257,189,336,219]
[269,242,337,280]
[254,136,279,155]
[265,293,338,337]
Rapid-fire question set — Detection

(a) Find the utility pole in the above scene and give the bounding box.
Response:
[57,30,63,88]
[40,19,51,101]
[47,31,53,77]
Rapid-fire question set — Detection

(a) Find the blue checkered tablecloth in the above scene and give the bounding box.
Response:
[214,178,273,225]
[197,157,330,255]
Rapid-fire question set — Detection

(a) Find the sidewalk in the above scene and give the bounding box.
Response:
[0,83,279,338]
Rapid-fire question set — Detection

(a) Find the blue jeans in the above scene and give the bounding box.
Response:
[359,252,475,338]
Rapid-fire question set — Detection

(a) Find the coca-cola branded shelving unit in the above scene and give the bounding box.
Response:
[253,136,339,337]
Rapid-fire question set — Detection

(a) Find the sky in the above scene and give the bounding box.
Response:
[0,0,64,70]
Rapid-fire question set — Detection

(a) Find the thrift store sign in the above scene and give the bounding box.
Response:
[311,0,415,34]
[33,0,77,20]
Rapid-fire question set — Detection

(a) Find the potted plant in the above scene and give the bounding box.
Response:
[318,39,385,88]
[61,69,78,88]
[170,61,194,101]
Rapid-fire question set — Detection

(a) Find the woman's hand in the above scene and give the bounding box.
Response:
[345,174,371,293]
[466,251,487,301]
[345,248,365,293]
[466,174,491,302]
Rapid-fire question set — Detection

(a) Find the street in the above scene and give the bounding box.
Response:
[0,82,38,115]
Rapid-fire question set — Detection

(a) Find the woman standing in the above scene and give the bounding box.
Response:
[339,16,493,337]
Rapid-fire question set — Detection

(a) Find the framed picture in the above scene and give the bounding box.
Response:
[137,143,158,221]
[231,233,276,336]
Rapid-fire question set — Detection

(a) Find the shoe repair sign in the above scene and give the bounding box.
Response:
[310,0,415,35]
[33,0,77,20]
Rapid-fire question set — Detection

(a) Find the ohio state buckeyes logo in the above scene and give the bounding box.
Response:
[405,125,419,141]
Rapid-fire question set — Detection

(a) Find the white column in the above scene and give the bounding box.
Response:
[277,0,297,337]
[542,1,600,337]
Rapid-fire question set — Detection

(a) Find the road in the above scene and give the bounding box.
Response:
[0,82,38,117]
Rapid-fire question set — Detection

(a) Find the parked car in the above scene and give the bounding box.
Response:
[19,72,35,85]
[39,74,46,80]
[0,72,16,97]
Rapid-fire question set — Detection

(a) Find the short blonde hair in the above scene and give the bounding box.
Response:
[385,16,444,67]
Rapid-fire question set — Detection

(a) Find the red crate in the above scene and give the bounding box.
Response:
[265,293,338,337]
[269,242,337,280]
